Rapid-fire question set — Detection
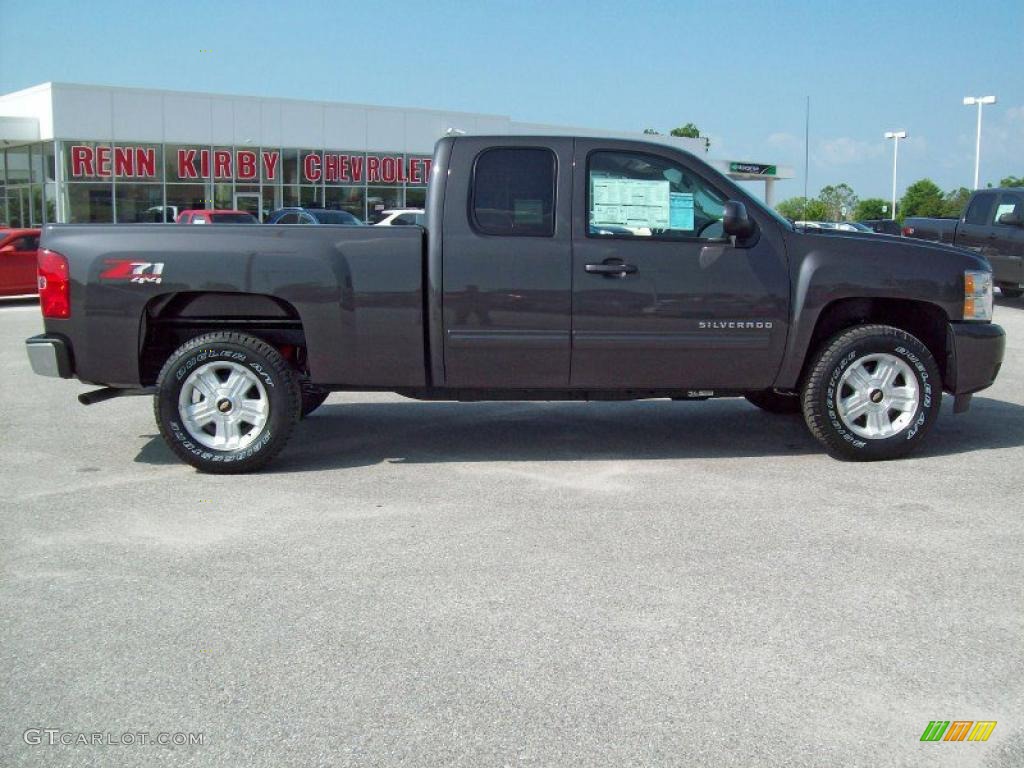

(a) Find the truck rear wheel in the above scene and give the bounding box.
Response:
[1000,286,1023,299]
[801,324,941,461]
[154,332,301,473]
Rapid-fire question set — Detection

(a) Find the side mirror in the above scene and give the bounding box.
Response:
[723,200,756,239]
[997,211,1023,226]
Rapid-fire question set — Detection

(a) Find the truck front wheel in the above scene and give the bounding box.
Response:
[801,324,941,461]
[154,332,301,473]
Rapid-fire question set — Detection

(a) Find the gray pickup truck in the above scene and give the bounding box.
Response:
[904,187,1024,298]
[26,136,1005,472]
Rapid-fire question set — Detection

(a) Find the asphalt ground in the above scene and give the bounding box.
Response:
[1,295,1022,767]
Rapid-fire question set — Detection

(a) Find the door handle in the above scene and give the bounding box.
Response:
[585,263,638,276]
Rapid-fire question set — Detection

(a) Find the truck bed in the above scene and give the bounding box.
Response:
[39,223,428,388]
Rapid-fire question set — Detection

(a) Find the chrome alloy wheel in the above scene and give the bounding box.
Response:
[177,361,269,451]
[836,353,920,440]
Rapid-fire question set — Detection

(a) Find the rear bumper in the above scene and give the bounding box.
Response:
[946,322,1004,395]
[25,334,74,378]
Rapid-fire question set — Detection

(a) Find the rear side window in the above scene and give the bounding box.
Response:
[992,193,1023,225]
[471,148,555,236]
[964,192,996,225]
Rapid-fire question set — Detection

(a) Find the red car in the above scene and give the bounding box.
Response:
[176,210,259,224]
[0,228,41,297]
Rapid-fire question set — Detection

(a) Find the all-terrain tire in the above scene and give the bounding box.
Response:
[802,324,941,461]
[999,286,1023,299]
[154,332,301,473]
[745,390,802,414]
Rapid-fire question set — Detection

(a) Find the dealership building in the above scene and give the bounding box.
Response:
[0,82,790,226]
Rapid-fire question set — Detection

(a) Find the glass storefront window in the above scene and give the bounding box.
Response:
[300,186,322,207]
[405,187,426,208]
[282,186,299,208]
[7,146,30,184]
[115,184,164,223]
[165,184,210,222]
[366,186,403,223]
[65,183,113,223]
[281,149,300,186]
[324,186,365,220]
[213,182,233,210]
[261,186,276,221]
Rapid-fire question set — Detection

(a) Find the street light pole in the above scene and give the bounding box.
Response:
[884,131,907,220]
[963,95,997,189]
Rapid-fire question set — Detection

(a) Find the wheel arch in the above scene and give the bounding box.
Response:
[139,291,307,386]
[782,297,951,392]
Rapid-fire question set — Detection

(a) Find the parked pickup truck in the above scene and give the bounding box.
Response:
[25,136,1005,472]
[904,187,1024,298]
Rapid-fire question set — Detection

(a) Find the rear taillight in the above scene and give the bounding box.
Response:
[38,249,70,318]
[901,226,914,236]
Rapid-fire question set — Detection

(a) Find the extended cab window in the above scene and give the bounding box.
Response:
[472,148,555,236]
[964,192,996,225]
[992,193,1023,225]
[588,151,726,240]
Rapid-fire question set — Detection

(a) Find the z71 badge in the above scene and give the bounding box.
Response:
[99,259,165,284]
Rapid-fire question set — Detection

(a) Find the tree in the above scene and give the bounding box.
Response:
[999,175,1024,187]
[669,123,711,151]
[898,179,945,220]
[941,187,972,218]
[803,199,830,221]
[776,197,810,220]
[854,198,889,221]
[642,128,662,135]
[818,183,858,221]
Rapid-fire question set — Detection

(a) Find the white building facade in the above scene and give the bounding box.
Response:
[0,82,788,226]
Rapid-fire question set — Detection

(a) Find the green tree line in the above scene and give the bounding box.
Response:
[776,175,1023,223]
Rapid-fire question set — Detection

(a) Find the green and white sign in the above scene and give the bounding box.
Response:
[728,162,777,176]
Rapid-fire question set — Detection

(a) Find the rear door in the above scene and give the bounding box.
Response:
[570,141,790,389]
[986,191,1024,285]
[441,138,573,387]
[956,191,997,256]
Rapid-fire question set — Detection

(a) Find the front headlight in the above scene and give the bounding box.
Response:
[964,270,993,321]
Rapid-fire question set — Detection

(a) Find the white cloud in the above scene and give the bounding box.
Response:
[813,136,885,167]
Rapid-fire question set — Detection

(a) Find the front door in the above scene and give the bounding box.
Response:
[570,141,791,389]
[234,193,262,222]
[441,138,573,387]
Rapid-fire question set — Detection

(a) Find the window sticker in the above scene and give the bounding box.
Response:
[994,202,1016,222]
[669,192,695,230]
[591,178,670,229]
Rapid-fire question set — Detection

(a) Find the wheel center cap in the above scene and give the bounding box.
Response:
[869,389,884,404]
[216,398,233,413]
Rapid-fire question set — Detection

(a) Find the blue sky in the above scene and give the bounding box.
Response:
[1,0,1021,202]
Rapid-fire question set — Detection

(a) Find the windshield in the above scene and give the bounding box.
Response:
[312,210,360,225]
[209,213,258,224]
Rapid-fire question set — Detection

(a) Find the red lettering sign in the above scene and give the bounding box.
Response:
[303,154,322,182]
[135,148,156,177]
[261,151,279,180]
[70,146,94,177]
[177,149,198,179]
[236,150,257,179]
[213,150,231,179]
[95,145,112,177]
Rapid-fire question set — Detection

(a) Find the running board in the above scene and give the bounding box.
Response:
[78,387,156,406]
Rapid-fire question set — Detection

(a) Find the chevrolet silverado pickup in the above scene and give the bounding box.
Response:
[903,187,1024,298]
[26,136,1005,472]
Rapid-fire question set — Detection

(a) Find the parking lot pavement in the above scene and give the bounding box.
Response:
[1,296,1022,768]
